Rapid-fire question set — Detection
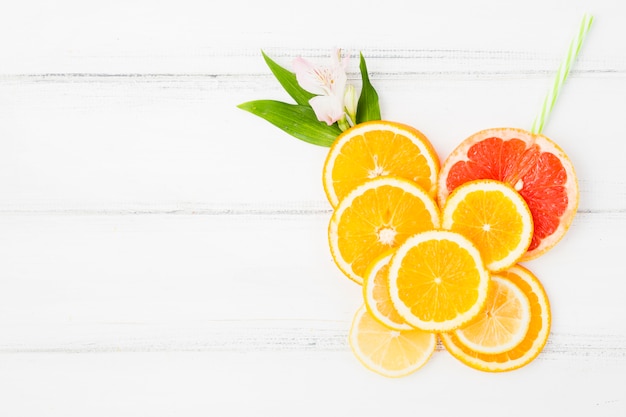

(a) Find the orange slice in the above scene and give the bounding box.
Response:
[388,230,490,332]
[440,264,551,372]
[441,179,533,272]
[349,304,437,378]
[438,127,578,261]
[363,252,412,331]
[328,176,441,284]
[453,274,531,354]
[323,120,440,208]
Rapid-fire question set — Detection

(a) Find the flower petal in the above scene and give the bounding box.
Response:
[332,48,349,71]
[330,68,347,96]
[293,57,327,95]
[309,95,345,125]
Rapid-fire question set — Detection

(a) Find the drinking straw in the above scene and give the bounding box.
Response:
[530,13,594,134]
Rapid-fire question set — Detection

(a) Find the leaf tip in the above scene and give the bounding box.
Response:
[236,101,255,112]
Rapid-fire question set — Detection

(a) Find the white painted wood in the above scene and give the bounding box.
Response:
[0,351,622,416]
[0,0,623,74]
[0,213,624,349]
[1,76,624,213]
[1,0,625,414]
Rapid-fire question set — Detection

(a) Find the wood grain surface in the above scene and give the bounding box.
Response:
[1,1,625,415]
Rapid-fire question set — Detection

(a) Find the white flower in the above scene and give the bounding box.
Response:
[293,49,351,126]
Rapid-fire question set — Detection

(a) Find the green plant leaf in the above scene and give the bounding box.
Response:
[262,51,315,107]
[356,53,381,123]
[237,100,341,147]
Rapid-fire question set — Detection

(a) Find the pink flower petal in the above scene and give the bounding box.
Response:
[309,95,345,125]
[330,68,347,97]
[293,57,327,95]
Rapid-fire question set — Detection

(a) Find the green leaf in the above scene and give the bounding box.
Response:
[262,51,315,107]
[237,100,341,147]
[356,53,381,123]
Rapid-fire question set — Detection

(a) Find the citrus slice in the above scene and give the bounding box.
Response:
[438,127,578,261]
[441,179,533,272]
[349,304,437,377]
[453,274,531,354]
[328,176,441,284]
[388,230,490,332]
[323,120,440,208]
[363,252,413,331]
[440,264,551,372]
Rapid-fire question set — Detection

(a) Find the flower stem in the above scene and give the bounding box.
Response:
[338,117,350,132]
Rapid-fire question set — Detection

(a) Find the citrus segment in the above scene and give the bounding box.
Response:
[440,264,551,372]
[442,179,533,272]
[388,230,490,332]
[363,252,412,331]
[438,128,578,260]
[349,304,437,377]
[454,275,531,354]
[329,176,441,284]
[323,120,440,208]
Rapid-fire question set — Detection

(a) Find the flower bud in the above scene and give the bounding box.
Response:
[344,84,358,125]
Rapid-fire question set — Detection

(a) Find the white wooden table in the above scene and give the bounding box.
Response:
[1,1,625,415]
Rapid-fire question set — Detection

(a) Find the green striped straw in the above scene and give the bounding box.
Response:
[530,13,594,134]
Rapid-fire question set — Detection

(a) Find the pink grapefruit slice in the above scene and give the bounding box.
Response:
[438,127,578,261]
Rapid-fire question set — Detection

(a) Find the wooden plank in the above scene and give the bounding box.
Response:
[0,1,622,74]
[1,320,624,359]
[0,75,624,212]
[0,212,623,350]
[0,350,624,416]
[0,213,356,325]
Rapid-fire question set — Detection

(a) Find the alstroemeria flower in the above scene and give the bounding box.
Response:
[293,49,350,126]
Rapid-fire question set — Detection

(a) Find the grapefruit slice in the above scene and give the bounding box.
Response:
[438,128,578,261]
